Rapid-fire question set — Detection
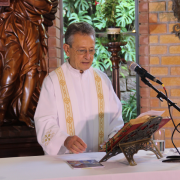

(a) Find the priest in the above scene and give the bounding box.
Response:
[34,22,124,155]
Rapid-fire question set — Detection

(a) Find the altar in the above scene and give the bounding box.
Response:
[0,149,179,180]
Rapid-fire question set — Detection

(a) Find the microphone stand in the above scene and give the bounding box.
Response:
[141,77,180,162]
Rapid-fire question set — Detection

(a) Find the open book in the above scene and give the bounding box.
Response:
[100,110,171,152]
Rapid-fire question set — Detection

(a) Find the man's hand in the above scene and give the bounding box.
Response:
[64,135,87,154]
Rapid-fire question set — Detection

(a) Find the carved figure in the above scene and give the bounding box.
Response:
[172,0,180,38]
[0,0,58,127]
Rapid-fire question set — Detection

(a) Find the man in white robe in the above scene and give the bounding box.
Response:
[34,22,124,155]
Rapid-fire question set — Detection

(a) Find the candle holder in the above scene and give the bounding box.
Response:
[103,42,127,99]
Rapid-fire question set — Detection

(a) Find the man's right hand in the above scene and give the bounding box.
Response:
[64,135,87,154]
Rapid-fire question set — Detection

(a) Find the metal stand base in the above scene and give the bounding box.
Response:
[100,138,163,166]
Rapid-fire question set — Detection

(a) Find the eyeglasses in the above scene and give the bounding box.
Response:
[70,47,96,55]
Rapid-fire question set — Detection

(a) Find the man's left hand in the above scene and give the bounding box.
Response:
[64,135,87,154]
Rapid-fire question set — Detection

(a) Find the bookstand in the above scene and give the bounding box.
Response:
[99,116,163,166]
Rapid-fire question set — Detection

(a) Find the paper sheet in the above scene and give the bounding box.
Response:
[136,110,165,118]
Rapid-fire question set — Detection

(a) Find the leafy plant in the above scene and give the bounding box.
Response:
[121,35,136,62]
[116,0,135,28]
[68,11,92,24]
[101,0,119,27]
[92,37,112,71]
[74,0,90,11]
[121,89,137,123]
[63,0,136,71]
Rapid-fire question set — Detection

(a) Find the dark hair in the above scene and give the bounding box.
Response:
[65,22,95,46]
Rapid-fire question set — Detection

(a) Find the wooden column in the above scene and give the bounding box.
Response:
[103,42,127,99]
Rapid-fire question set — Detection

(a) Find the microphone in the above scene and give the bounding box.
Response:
[127,61,163,85]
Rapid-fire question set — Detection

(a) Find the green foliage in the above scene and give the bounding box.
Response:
[121,90,137,123]
[63,0,75,17]
[74,0,90,11]
[63,0,136,71]
[116,0,135,28]
[92,37,112,71]
[101,0,118,27]
[68,11,92,24]
[121,35,136,62]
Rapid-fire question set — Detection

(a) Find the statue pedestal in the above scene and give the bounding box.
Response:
[103,42,127,99]
[0,125,43,158]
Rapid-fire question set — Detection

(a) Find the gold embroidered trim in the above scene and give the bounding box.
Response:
[42,130,55,146]
[55,67,75,136]
[93,70,105,149]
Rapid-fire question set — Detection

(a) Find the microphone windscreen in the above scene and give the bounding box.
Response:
[127,61,137,71]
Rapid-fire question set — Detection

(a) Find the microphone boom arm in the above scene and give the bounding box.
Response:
[141,77,180,112]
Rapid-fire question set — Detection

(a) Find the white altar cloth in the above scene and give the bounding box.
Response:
[0,149,180,180]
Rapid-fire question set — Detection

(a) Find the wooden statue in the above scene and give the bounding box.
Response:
[0,0,58,128]
[172,0,180,38]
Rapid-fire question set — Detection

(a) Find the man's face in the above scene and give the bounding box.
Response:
[63,33,95,71]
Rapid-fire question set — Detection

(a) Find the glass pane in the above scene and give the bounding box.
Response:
[63,0,138,121]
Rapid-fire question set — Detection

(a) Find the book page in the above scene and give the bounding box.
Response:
[136,110,165,118]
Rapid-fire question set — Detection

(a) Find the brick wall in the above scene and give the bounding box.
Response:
[139,0,180,148]
[47,3,61,73]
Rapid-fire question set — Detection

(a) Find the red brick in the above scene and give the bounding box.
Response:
[139,35,149,45]
[149,13,158,23]
[149,36,158,43]
[150,67,168,75]
[141,66,150,72]
[48,26,60,39]
[169,46,180,54]
[161,77,180,86]
[53,18,60,29]
[150,99,159,107]
[140,77,150,88]
[48,48,61,58]
[140,87,150,98]
[150,88,168,98]
[150,108,169,116]
[150,57,160,65]
[140,107,151,113]
[165,129,172,138]
[48,27,56,37]
[139,56,149,65]
[173,108,180,117]
[171,89,180,97]
[166,139,180,148]
[149,24,167,34]
[139,13,149,23]
[49,58,58,68]
[168,1,173,11]
[162,56,180,65]
[56,8,60,19]
[169,23,180,33]
[150,46,167,54]
[140,98,150,107]
[162,98,180,108]
[139,2,148,12]
[149,2,166,12]
[171,67,180,75]
[139,45,149,55]
[174,130,180,138]
[159,13,177,22]
[139,24,149,34]
[164,119,180,128]
[48,37,61,48]
[160,34,180,44]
